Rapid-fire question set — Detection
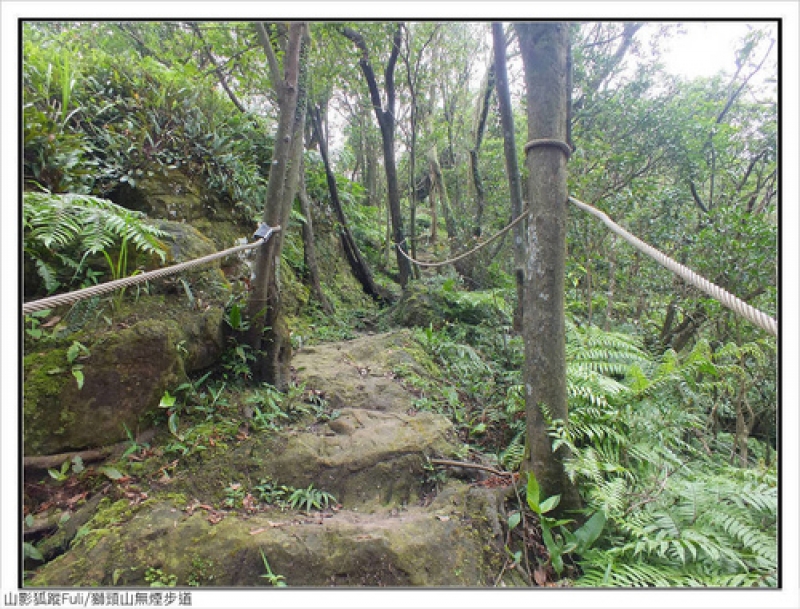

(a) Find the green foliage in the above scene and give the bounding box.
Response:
[244,382,313,431]
[47,455,85,483]
[187,556,216,587]
[577,465,777,587]
[288,484,337,513]
[23,542,45,563]
[23,192,166,299]
[259,549,287,587]
[253,477,294,506]
[540,324,778,587]
[223,483,246,509]
[144,567,177,588]
[22,22,272,215]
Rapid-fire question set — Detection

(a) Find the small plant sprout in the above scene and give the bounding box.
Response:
[259,549,287,587]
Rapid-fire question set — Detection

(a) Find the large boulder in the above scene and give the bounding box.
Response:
[23,307,224,456]
[23,221,231,457]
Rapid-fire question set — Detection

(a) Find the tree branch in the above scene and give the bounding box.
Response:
[255,22,282,90]
[689,180,709,214]
[189,22,248,113]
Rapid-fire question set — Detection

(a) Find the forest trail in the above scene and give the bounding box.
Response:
[29,331,512,587]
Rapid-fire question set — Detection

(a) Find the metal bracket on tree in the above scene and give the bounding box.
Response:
[253,223,279,242]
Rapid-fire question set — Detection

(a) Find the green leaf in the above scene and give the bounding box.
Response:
[159,390,176,409]
[508,511,521,530]
[98,466,124,480]
[23,542,44,562]
[540,524,564,576]
[572,511,607,554]
[168,411,182,439]
[539,494,562,514]
[526,471,541,514]
[72,367,84,390]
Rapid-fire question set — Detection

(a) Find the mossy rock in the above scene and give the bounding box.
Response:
[170,407,458,510]
[391,280,510,329]
[23,306,224,456]
[146,220,231,304]
[110,171,239,225]
[28,482,505,587]
[292,331,434,411]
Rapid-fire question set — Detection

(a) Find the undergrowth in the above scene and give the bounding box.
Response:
[407,309,777,587]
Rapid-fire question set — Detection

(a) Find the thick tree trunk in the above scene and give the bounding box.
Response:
[246,22,308,388]
[516,22,582,514]
[492,23,526,333]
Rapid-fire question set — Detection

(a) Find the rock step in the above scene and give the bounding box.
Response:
[31,482,506,587]
[173,407,459,510]
[292,330,430,413]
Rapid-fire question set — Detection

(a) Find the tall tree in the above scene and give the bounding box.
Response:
[245,22,309,388]
[492,22,526,331]
[297,154,334,316]
[341,23,413,287]
[310,103,390,303]
[516,22,582,514]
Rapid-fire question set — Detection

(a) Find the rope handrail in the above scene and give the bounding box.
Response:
[22,225,279,315]
[396,212,528,268]
[568,196,777,337]
[393,193,776,337]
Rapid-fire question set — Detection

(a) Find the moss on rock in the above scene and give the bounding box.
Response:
[29,483,504,587]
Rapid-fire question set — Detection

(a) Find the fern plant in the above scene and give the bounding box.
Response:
[23,192,166,298]
[548,324,777,587]
[577,463,777,587]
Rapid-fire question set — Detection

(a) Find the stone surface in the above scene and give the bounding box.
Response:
[23,220,230,456]
[27,331,510,587]
[30,483,505,587]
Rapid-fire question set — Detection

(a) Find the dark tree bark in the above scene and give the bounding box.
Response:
[492,22,526,332]
[246,22,308,388]
[516,22,582,515]
[310,104,391,304]
[297,156,334,316]
[341,24,413,287]
[470,61,495,238]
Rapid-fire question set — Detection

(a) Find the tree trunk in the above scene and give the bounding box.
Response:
[516,22,582,514]
[298,160,334,316]
[470,61,495,238]
[341,24,412,287]
[605,235,617,331]
[492,22,526,333]
[246,22,308,388]
[311,104,390,303]
[428,146,459,267]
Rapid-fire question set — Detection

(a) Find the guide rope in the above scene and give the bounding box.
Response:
[396,212,528,269]
[396,193,776,337]
[21,225,279,315]
[568,196,777,336]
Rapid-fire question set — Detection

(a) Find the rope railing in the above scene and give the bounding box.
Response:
[21,224,279,315]
[395,212,528,268]
[568,196,777,337]
[393,193,777,337]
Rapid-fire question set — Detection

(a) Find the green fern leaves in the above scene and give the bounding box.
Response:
[23,192,166,296]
